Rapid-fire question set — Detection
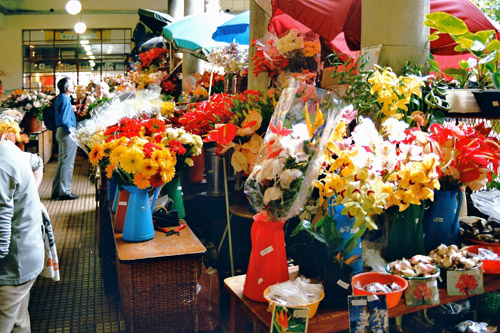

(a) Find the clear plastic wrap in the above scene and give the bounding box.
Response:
[244,79,345,221]
[265,276,324,306]
[71,89,172,154]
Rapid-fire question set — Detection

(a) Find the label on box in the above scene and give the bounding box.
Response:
[405,278,440,306]
[270,304,308,333]
[446,268,483,296]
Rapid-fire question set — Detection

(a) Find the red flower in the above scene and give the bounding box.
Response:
[167,140,187,155]
[144,118,166,136]
[204,123,238,146]
[269,121,292,136]
[412,282,433,301]
[455,274,479,294]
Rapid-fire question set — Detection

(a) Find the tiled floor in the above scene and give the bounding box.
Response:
[28,152,235,332]
[29,153,126,332]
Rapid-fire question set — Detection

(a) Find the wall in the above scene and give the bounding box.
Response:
[0,13,138,93]
[0,0,250,94]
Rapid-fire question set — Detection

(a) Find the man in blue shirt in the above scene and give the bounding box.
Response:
[51,77,79,200]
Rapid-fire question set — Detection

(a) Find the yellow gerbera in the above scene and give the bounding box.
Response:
[109,145,128,165]
[141,159,158,176]
[120,148,145,174]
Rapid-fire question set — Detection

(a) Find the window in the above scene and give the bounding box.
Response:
[23,28,131,92]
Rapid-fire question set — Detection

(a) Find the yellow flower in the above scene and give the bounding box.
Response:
[160,102,175,117]
[89,144,105,165]
[302,41,321,57]
[141,159,158,176]
[109,145,128,166]
[133,172,151,189]
[120,148,145,174]
[236,110,262,137]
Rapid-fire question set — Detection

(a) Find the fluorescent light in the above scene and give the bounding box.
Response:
[74,22,86,34]
[66,0,82,15]
[80,40,89,45]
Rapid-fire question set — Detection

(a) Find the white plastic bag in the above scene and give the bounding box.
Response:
[471,190,500,222]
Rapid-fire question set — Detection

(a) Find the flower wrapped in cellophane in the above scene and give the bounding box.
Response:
[72,89,175,154]
[251,29,321,91]
[244,79,346,222]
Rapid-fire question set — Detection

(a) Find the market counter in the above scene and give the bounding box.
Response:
[225,266,500,333]
[114,223,206,332]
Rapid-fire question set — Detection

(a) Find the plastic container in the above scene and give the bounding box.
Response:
[263,287,325,319]
[351,272,408,309]
[478,292,500,324]
[464,245,500,274]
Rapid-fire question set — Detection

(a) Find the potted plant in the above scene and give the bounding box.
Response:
[425,12,500,115]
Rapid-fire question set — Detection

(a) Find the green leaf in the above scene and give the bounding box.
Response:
[425,12,468,35]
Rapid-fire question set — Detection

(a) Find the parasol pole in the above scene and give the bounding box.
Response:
[223,154,235,276]
[208,64,214,96]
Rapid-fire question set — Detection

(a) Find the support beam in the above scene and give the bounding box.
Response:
[361,0,430,74]
[248,0,270,92]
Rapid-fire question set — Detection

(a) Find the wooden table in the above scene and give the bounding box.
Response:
[114,223,206,332]
[224,267,500,333]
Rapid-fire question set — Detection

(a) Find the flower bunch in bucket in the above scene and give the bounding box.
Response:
[242,79,346,302]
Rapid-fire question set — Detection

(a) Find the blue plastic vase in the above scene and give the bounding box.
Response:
[111,186,120,213]
[107,178,118,205]
[328,198,363,274]
[122,185,155,242]
[424,189,463,252]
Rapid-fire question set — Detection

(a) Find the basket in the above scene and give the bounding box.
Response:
[478,292,500,324]
[117,255,202,332]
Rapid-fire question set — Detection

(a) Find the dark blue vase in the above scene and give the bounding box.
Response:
[107,178,118,205]
[424,189,463,252]
[122,185,155,242]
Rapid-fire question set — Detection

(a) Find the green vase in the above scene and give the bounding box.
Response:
[163,174,185,219]
[385,202,426,262]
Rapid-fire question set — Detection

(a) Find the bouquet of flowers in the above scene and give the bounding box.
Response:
[207,42,248,75]
[1,89,55,121]
[316,116,441,231]
[72,90,175,154]
[242,79,345,302]
[138,47,168,71]
[159,126,203,174]
[244,79,345,221]
[251,29,321,86]
[426,122,500,191]
[89,116,177,189]
[0,118,29,143]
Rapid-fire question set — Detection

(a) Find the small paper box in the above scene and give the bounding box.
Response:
[348,295,389,333]
[270,304,309,333]
[404,278,440,306]
[446,266,484,296]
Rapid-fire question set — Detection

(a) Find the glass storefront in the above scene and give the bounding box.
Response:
[23,28,131,92]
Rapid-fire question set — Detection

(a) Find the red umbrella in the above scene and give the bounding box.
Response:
[272,0,498,55]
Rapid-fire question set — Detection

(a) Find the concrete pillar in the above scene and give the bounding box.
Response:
[168,0,184,20]
[361,0,430,75]
[181,0,205,90]
[248,0,270,92]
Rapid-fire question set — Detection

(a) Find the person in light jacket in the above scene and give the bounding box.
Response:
[0,132,44,332]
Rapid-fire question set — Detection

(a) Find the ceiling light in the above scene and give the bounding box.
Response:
[80,40,89,45]
[66,0,82,15]
[74,22,86,34]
